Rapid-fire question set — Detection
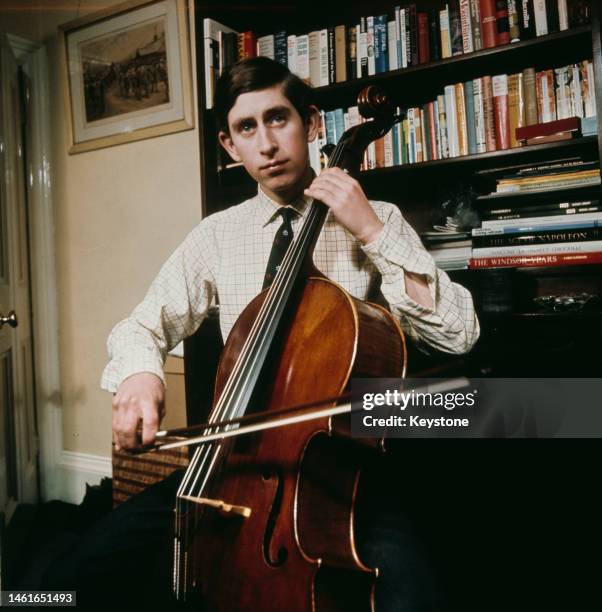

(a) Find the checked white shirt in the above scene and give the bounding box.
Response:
[101,186,479,392]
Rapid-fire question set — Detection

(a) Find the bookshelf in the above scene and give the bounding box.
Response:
[190,0,602,377]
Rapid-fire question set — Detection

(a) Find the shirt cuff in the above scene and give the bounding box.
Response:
[100,350,166,394]
[360,217,436,281]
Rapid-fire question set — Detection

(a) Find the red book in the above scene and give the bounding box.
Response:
[495,0,510,45]
[241,31,257,58]
[479,0,498,48]
[492,74,510,150]
[469,251,602,269]
[516,117,581,141]
[417,12,430,64]
[427,102,438,160]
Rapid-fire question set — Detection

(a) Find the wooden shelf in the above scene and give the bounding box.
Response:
[214,137,601,213]
[363,136,599,176]
[328,25,591,87]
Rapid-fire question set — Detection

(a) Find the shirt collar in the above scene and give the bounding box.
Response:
[256,175,315,227]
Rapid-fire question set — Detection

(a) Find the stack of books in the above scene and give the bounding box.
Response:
[422,229,472,270]
[304,59,596,172]
[515,116,594,145]
[483,159,600,194]
[203,1,590,108]
[469,159,602,269]
[422,215,472,270]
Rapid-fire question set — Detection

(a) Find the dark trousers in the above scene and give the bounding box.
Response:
[37,467,443,611]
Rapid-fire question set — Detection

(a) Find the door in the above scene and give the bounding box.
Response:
[0,34,39,522]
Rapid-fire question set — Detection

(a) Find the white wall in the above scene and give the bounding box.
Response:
[4,0,203,498]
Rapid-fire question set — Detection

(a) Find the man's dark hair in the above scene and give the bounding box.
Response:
[214,56,315,134]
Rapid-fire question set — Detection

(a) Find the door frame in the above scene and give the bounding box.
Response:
[8,35,111,504]
[1,33,38,517]
[8,34,61,503]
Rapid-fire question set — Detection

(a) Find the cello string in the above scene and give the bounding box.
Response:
[177,184,326,500]
[177,139,347,502]
[194,114,388,449]
[206,138,346,427]
[173,138,349,595]
[178,201,325,500]
[173,138,347,578]
[174,111,389,595]
[178,142,345,501]
[209,142,344,427]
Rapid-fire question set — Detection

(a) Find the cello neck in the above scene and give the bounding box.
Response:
[202,138,349,423]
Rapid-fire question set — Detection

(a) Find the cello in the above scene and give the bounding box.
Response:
[172,85,407,611]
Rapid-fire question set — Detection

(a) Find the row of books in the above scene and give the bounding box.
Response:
[423,207,602,270]
[469,160,602,268]
[203,1,591,108]
[469,210,602,267]
[302,60,596,172]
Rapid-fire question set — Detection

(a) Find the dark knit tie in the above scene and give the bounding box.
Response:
[263,207,294,289]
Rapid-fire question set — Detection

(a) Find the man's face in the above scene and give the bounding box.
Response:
[218,84,319,204]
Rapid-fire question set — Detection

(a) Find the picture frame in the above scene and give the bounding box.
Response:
[59,0,194,154]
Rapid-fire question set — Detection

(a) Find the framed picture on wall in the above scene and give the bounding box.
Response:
[60,0,194,154]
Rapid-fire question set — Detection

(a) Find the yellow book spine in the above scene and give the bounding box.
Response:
[455,83,468,156]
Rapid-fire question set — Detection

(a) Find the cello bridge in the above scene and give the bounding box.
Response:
[179,494,251,518]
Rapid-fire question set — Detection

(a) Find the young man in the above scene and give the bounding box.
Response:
[104,56,479,451]
[38,57,478,611]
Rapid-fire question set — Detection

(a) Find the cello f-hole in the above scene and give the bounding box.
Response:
[263,470,287,567]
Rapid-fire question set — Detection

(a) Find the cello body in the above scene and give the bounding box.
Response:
[190,276,406,611]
